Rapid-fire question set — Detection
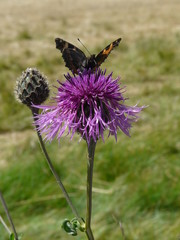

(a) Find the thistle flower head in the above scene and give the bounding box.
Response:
[15,68,49,108]
[34,69,145,145]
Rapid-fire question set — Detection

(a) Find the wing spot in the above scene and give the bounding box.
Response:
[103,43,113,55]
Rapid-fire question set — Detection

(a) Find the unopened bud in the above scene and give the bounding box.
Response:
[15,68,49,107]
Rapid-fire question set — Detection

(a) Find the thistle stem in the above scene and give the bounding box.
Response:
[0,215,11,235]
[85,139,96,240]
[31,108,83,225]
[0,190,18,240]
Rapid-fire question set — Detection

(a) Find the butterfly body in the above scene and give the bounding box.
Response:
[80,54,97,72]
[55,37,121,74]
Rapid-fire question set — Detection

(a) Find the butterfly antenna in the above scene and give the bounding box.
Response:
[77,38,91,56]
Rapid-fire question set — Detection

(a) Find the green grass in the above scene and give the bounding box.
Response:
[0,27,180,240]
[17,30,32,40]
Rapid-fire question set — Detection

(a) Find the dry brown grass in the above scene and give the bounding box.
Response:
[0,0,179,56]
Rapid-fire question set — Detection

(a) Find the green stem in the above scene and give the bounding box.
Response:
[85,138,96,240]
[31,108,83,225]
[0,190,18,240]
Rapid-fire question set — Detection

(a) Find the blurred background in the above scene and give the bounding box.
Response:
[0,0,180,239]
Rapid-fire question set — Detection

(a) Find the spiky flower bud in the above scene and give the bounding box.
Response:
[15,68,49,108]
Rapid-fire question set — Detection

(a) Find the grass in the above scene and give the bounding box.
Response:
[0,0,180,239]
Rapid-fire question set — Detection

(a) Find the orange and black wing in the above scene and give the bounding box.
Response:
[95,38,121,67]
[55,38,87,74]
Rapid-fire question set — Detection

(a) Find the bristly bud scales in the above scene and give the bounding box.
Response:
[15,68,49,108]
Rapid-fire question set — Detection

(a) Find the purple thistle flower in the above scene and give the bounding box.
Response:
[33,69,145,145]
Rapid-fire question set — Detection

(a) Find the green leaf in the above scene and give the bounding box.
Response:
[9,233,15,240]
[61,219,77,236]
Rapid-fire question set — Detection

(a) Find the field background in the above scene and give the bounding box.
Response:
[0,0,180,239]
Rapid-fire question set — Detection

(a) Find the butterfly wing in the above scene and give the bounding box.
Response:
[95,38,121,67]
[55,38,87,74]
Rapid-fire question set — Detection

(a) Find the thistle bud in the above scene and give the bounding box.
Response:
[15,68,49,107]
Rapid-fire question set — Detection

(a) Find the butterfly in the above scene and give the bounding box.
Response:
[55,37,121,74]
